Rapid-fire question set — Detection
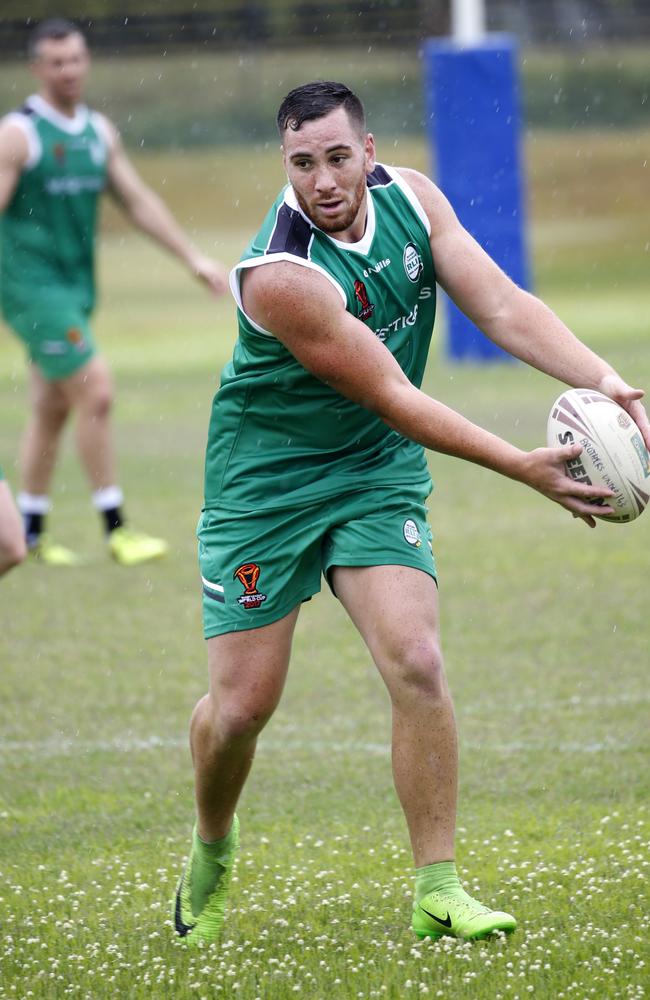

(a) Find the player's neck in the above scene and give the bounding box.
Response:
[332,193,369,244]
[38,90,80,119]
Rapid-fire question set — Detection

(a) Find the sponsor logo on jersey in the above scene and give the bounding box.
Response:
[354,279,375,321]
[403,519,421,547]
[403,242,423,282]
[371,287,433,343]
[375,304,419,342]
[233,562,268,609]
[45,177,105,196]
[363,258,391,279]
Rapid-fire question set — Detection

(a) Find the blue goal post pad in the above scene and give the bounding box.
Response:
[422,35,531,362]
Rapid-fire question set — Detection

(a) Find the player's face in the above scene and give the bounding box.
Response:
[31,33,90,111]
[282,107,376,242]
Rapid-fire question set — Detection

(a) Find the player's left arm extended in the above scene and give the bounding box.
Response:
[103,119,227,295]
[399,167,650,448]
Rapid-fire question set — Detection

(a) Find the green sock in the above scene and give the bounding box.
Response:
[415,860,463,903]
[190,822,236,915]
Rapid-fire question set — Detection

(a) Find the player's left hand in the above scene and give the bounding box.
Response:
[190,254,230,296]
[596,373,650,451]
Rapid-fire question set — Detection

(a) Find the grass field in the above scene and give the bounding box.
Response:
[1,134,649,999]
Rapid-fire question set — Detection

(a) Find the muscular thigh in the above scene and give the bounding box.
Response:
[206,606,300,712]
[332,563,441,671]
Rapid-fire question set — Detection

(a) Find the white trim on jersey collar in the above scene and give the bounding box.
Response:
[383,164,432,237]
[26,94,89,135]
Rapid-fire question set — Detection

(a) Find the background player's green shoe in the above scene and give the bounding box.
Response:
[29,535,83,567]
[108,527,168,565]
[173,815,239,947]
[412,888,517,941]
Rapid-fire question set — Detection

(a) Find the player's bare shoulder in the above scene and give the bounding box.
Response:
[0,115,30,166]
[0,117,30,207]
[395,166,457,235]
[243,259,339,310]
[241,260,344,338]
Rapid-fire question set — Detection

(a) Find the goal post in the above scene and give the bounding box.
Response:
[422,6,530,362]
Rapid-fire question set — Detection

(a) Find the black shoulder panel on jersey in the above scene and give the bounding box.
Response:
[267,204,313,259]
[18,104,36,117]
[366,164,393,188]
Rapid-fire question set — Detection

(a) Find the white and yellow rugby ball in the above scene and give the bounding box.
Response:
[547,388,650,523]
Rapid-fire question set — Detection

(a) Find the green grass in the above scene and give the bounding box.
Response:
[1,136,649,998]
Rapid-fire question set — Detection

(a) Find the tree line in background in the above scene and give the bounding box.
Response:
[1,0,650,55]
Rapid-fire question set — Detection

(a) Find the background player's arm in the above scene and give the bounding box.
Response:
[398,166,650,448]
[241,262,614,526]
[0,121,28,213]
[101,117,227,295]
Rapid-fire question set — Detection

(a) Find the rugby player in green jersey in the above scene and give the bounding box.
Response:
[0,19,228,566]
[0,464,26,577]
[173,82,650,945]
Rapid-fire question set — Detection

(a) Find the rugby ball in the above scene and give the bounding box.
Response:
[547,388,650,523]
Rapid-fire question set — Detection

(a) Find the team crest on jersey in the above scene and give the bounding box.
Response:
[354,279,375,321]
[233,562,268,609]
[53,142,66,164]
[403,242,423,283]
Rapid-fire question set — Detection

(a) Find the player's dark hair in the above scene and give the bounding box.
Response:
[277,82,366,137]
[28,18,84,58]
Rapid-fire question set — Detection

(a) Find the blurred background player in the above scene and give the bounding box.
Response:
[0,463,26,577]
[0,17,229,566]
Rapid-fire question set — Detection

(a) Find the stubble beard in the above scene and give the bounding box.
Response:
[296,172,368,235]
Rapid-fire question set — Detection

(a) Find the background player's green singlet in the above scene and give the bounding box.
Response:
[1,94,107,318]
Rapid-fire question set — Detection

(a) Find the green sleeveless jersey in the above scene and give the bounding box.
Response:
[204,163,437,510]
[1,95,108,316]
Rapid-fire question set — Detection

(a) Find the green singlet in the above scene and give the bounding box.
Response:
[199,164,439,636]
[0,94,108,379]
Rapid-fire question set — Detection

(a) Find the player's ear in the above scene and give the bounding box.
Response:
[364,132,376,173]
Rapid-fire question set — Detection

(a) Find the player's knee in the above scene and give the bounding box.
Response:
[211,691,276,742]
[389,635,446,701]
[0,535,27,573]
[87,382,113,421]
[34,390,70,426]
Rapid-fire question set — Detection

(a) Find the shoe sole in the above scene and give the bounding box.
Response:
[413,920,517,941]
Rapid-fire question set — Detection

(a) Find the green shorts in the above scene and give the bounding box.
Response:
[3,295,96,380]
[198,483,436,638]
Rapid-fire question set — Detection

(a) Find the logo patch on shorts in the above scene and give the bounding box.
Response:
[233,562,267,609]
[41,340,67,355]
[403,519,421,547]
[66,327,87,351]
